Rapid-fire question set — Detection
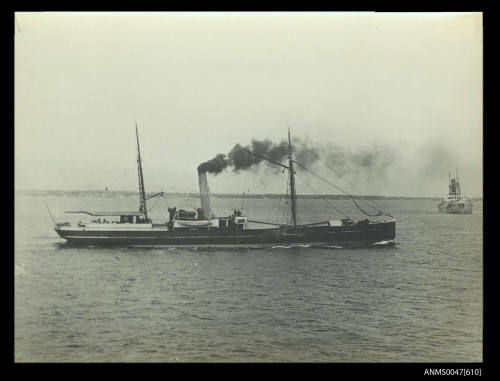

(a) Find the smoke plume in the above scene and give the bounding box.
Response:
[197,154,229,174]
[196,136,477,197]
[322,144,397,180]
[198,137,319,174]
[197,136,399,180]
[417,143,458,177]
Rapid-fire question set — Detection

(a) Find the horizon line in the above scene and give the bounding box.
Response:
[14,188,483,200]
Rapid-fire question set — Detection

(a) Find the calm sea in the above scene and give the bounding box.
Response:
[14,193,483,362]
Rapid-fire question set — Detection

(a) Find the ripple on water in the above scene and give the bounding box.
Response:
[15,196,483,362]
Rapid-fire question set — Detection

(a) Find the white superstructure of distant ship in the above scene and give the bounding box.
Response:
[437,170,473,214]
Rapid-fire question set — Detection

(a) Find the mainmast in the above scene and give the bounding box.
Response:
[242,128,298,229]
[135,120,148,221]
[288,128,297,229]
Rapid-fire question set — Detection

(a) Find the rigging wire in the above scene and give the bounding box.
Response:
[147,194,162,215]
[287,170,291,225]
[351,198,383,216]
[74,167,133,213]
[150,194,170,222]
[240,171,249,213]
[278,171,287,225]
[293,160,393,218]
[243,170,261,216]
[297,147,392,216]
[294,171,351,219]
[289,168,301,226]
[284,171,290,225]
[160,180,200,211]
[257,167,287,225]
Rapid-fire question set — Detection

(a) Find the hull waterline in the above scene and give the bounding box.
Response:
[55,221,396,248]
[437,199,473,214]
[438,171,473,214]
[53,126,396,249]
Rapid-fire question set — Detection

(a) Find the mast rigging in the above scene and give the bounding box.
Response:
[135,119,148,221]
[238,129,393,221]
[288,128,298,229]
[292,159,393,218]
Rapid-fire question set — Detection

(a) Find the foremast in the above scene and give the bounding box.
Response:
[135,120,148,221]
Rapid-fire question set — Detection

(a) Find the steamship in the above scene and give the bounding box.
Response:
[437,171,473,214]
[54,124,396,247]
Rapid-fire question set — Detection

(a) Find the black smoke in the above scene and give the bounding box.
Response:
[198,137,319,175]
[197,136,473,197]
[198,137,399,182]
[197,154,229,174]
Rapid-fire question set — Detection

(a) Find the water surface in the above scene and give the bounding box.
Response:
[15,194,483,362]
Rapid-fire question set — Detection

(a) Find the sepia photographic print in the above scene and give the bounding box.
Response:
[14,12,483,366]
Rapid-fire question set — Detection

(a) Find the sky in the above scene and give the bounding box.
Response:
[15,12,483,197]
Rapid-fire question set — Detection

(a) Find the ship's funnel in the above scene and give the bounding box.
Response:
[450,179,457,194]
[197,169,210,219]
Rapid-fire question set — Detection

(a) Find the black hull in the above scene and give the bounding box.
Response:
[55,221,395,248]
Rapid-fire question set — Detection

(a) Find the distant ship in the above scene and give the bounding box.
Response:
[437,170,473,214]
[54,122,396,247]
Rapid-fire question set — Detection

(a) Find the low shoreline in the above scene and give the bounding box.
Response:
[15,189,483,201]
